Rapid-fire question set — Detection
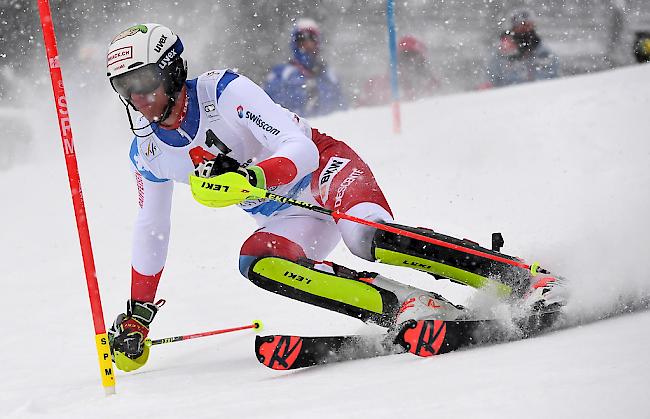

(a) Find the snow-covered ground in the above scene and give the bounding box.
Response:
[1,64,649,419]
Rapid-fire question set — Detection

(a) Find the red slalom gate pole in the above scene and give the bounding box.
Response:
[37,0,115,395]
[146,320,264,347]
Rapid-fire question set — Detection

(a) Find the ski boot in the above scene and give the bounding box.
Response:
[521,274,568,312]
[393,290,467,326]
[517,274,569,334]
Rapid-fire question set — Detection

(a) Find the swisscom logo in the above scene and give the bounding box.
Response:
[236,106,281,135]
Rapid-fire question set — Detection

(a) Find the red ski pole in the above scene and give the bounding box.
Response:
[37,0,114,395]
[146,320,264,347]
[192,173,542,275]
[261,192,537,272]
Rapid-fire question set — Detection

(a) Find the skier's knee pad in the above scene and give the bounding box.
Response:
[239,232,308,278]
[372,224,527,297]
[246,256,398,327]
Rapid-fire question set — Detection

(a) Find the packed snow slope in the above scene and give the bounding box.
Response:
[2,64,649,419]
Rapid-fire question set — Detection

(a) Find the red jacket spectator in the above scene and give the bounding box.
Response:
[357,35,438,107]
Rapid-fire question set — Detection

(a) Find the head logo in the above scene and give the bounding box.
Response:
[107,46,133,66]
[157,49,178,69]
[237,105,244,118]
[111,24,148,44]
[153,34,168,53]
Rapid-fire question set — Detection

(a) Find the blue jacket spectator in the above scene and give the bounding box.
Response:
[264,18,347,117]
[485,11,559,88]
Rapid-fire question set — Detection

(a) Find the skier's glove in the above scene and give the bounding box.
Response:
[194,154,265,189]
[108,299,163,372]
[189,171,267,208]
[190,154,267,208]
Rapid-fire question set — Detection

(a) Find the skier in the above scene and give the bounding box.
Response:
[264,18,346,117]
[485,10,559,88]
[106,24,565,372]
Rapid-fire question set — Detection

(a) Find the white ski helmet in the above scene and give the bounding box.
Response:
[107,23,187,103]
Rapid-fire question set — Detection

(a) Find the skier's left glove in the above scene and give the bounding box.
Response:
[108,299,163,372]
[193,154,266,189]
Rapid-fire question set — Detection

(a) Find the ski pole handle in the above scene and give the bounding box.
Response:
[146,320,264,347]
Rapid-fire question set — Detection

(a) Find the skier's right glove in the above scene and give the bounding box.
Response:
[194,154,266,189]
[108,299,162,372]
[189,171,267,208]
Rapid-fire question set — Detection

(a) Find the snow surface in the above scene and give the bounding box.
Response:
[1,64,649,419]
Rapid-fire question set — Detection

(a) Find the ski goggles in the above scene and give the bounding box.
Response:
[110,64,164,98]
[295,29,319,44]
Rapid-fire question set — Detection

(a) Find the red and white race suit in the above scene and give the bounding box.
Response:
[128,69,392,301]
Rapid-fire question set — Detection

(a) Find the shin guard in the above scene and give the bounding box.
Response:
[372,224,531,297]
[247,257,399,327]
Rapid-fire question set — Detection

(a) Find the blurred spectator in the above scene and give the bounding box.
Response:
[484,10,559,88]
[478,31,519,89]
[357,35,439,107]
[0,66,32,170]
[605,0,626,66]
[264,18,346,117]
[633,31,650,63]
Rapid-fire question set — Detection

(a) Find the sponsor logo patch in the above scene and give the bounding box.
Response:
[284,271,312,284]
[237,105,244,118]
[334,168,364,208]
[140,138,161,161]
[419,295,441,308]
[135,172,145,208]
[110,24,148,44]
[202,101,219,120]
[319,157,350,202]
[107,46,133,66]
[403,260,433,270]
[153,34,168,53]
[244,110,280,135]
[157,49,178,69]
[49,56,60,69]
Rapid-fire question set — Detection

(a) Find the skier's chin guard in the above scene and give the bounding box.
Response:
[371,223,527,297]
